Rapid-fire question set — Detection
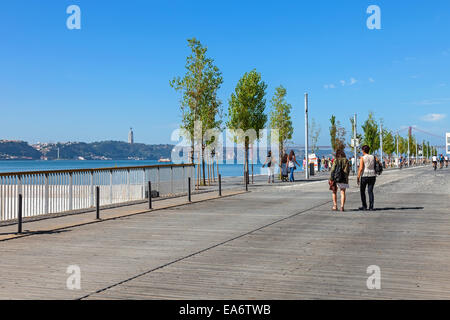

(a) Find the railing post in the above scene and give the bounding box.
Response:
[148,181,152,209]
[170,166,174,195]
[0,177,3,221]
[17,174,22,200]
[69,172,73,211]
[17,175,22,218]
[183,165,186,193]
[157,167,161,194]
[96,186,100,220]
[219,174,222,196]
[90,171,94,208]
[188,177,191,202]
[17,193,23,234]
[127,169,130,201]
[142,169,146,200]
[109,170,113,204]
[44,173,49,214]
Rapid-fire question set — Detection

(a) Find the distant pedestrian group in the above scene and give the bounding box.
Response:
[264,150,301,183]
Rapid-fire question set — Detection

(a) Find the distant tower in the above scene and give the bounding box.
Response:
[128,127,134,144]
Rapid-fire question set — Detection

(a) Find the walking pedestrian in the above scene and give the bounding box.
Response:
[288,150,301,182]
[329,149,350,212]
[280,153,289,182]
[262,151,276,183]
[357,145,377,211]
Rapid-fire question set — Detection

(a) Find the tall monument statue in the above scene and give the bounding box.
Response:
[128,127,134,144]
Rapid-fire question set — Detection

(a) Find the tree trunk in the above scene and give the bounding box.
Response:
[201,143,206,186]
[190,139,194,164]
[245,141,249,185]
[279,141,284,180]
[207,153,211,186]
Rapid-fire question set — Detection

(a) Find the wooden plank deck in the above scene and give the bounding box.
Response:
[0,166,449,299]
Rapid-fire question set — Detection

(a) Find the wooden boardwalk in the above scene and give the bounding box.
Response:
[0,166,449,299]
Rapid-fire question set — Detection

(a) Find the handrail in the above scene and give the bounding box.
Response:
[0,163,196,222]
[0,163,194,177]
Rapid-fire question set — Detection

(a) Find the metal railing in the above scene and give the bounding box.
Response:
[0,164,194,222]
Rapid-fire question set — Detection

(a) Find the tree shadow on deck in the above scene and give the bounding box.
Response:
[0,229,71,237]
[346,207,424,212]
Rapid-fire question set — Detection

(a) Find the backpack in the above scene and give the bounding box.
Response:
[374,157,383,175]
[333,161,346,183]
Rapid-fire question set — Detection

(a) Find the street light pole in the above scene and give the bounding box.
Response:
[396,131,399,168]
[408,127,411,166]
[380,123,383,163]
[304,93,309,180]
[353,114,357,174]
[415,136,418,166]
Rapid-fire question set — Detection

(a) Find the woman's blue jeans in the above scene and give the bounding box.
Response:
[289,167,295,182]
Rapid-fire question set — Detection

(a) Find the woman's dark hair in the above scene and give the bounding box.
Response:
[289,150,295,161]
[267,151,271,157]
[282,153,288,163]
[362,145,370,154]
[336,149,346,158]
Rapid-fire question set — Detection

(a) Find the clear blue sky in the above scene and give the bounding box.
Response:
[1,0,449,147]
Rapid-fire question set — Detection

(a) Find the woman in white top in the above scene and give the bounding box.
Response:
[357,145,377,211]
[262,151,276,183]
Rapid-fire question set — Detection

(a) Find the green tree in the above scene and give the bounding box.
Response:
[335,122,346,152]
[329,115,346,153]
[329,115,337,152]
[170,38,223,185]
[399,136,408,155]
[383,130,396,157]
[361,112,380,154]
[269,85,293,164]
[227,69,267,181]
[309,118,321,154]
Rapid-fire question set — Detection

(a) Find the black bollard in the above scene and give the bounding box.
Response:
[188,177,192,202]
[245,171,248,191]
[96,186,100,220]
[17,194,23,234]
[219,174,222,196]
[148,181,152,209]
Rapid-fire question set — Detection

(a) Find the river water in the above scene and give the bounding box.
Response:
[0,160,269,177]
[0,149,335,177]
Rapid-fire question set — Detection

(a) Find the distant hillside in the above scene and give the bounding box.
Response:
[0,141,42,160]
[0,140,174,160]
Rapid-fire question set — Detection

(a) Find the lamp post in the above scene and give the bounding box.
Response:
[304,93,309,180]
[353,114,358,173]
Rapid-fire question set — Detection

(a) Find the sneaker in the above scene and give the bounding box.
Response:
[359,207,367,211]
